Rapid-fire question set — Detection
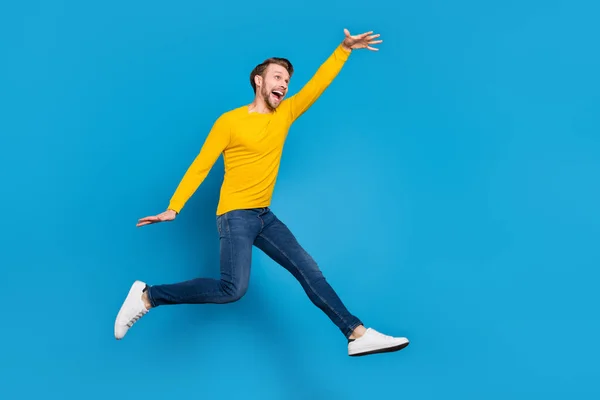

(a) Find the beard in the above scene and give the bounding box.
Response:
[261,85,279,110]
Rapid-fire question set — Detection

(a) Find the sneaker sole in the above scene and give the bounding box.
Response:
[348,340,410,357]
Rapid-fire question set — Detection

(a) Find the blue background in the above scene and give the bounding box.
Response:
[1,0,599,399]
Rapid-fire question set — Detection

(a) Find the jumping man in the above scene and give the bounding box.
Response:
[114,28,410,357]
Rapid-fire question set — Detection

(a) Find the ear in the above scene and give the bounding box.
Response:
[254,74,262,89]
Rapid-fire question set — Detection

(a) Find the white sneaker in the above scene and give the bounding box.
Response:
[114,280,149,340]
[348,328,409,356]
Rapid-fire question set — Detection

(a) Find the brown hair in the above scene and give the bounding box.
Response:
[250,57,294,93]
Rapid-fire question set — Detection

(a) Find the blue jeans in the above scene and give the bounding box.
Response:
[147,207,363,338]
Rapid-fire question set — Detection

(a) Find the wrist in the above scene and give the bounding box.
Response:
[341,42,352,52]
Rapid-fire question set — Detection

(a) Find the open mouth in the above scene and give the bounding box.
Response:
[271,90,284,101]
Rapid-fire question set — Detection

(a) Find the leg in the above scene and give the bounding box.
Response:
[253,210,363,339]
[147,210,259,306]
[114,209,262,340]
[254,210,410,356]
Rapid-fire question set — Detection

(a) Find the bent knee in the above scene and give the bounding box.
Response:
[226,289,247,303]
[220,281,248,303]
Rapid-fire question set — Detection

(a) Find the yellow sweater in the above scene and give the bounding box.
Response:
[167,44,351,215]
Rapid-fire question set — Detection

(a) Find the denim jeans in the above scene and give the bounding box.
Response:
[147,207,363,338]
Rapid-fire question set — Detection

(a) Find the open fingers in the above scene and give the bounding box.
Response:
[345,30,380,41]
[367,33,382,47]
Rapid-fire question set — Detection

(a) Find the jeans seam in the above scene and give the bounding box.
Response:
[258,232,352,331]
[225,213,235,295]
[177,215,235,303]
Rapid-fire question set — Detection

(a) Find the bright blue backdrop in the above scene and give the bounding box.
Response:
[1,0,599,399]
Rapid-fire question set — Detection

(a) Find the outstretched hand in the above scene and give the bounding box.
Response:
[137,209,177,227]
[342,28,383,52]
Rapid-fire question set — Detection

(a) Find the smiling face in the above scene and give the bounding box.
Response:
[259,64,290,109]
[250,57,294,111]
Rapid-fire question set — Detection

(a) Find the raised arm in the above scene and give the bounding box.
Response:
[287,28,382,121]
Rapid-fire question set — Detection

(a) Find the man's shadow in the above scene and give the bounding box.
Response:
[151,160,340,400]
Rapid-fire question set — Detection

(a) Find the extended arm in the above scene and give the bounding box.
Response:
[287,44,351,121]
[167,114,231,213]
[287,28,382,121]
[136,114,231,227]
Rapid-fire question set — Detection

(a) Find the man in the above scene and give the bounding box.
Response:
[114,28,409,357]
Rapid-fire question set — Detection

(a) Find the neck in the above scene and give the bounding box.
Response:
[248,95,273,114]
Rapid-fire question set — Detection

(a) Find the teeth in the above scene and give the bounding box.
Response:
[273,91,283,95]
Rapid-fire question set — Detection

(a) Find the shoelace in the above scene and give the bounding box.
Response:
[126,309,148,328]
